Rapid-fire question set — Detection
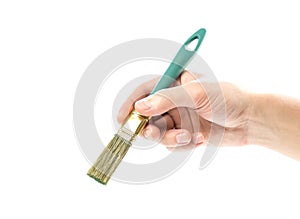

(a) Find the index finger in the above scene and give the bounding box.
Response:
[117,77,159,123]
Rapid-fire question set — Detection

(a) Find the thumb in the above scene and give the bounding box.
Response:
[134,81,206,116]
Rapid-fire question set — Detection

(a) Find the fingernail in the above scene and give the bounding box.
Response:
[193,133,204,144]
[135,99,152,111]
[143,127,152,138]
[176,132,191,144]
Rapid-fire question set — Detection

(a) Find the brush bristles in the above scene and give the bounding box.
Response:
[87,110,149,185]
[87,135,131,185]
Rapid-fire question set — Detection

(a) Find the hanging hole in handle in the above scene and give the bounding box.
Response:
[184,37,199,51]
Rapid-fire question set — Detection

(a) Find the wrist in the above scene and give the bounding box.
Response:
[246,93,280,148]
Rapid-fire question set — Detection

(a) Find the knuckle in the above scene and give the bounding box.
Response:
[184,81,206,108]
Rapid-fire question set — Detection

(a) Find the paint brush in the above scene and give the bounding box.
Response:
[87,28,206,185]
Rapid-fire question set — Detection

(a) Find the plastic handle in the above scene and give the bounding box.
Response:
[150,28,206,94]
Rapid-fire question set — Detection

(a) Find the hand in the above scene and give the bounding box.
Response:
[117,71,251,150]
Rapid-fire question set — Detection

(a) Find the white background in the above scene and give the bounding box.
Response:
[1,0,300,218]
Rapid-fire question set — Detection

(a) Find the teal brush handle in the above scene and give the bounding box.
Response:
[150,28,206,94]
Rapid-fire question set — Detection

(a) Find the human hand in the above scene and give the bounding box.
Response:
[117,70,252,150]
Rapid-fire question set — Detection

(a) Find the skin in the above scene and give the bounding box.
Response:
[117,71,300,161]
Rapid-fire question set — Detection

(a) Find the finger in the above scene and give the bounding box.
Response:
[117,77,159,123]
[166,132,205,151]
[151,113,175,130]
[179,70,198,84]
[166,143,203,151]
[169,107,201,133]
[192,132,205,145]
[160,129,192,147]
[141,124,161,140]
[134,80,206,116]
[141,113,175,140]
[118,71,202,123]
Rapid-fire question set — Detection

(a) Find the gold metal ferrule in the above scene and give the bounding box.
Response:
[117,110,150,142]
